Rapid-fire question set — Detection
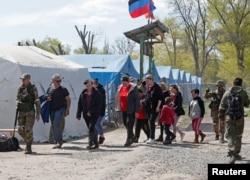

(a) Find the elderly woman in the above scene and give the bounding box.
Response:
[115,76,140,147]
[76,79,102,150]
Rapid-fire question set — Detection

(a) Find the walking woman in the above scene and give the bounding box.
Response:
[115,76,140,147]
[76,79,102,150]
[169,84,185,142]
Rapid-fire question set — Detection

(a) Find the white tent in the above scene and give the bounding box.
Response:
[0,44,90,142]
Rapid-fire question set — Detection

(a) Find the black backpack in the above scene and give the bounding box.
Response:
[227,91,243,120]
[0,134,20,152]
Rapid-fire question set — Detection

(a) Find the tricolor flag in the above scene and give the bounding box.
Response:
[128,0,156,19]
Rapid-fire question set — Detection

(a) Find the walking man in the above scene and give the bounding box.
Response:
[47,74,71,149]
[204,80,226,143]
[219,77,250,164]
[16,73,41,154]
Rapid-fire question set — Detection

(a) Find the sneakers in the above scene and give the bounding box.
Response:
[98,136,105,145]
[146,138,155,144]
[52,141,63,149]
[86,145,99,150]
[180,133,185,141]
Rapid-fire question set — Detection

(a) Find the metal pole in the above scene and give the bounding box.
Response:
[139,36,144,80]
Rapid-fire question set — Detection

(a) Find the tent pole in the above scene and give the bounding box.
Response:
[139,35,144,80]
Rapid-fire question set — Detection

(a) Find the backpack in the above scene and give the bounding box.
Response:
[227,91,243,120]
[0,134,20,152]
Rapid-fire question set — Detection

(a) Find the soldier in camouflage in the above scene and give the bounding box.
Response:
[219,77,250,164]
[204,80,226,143]
[16,73,41,154]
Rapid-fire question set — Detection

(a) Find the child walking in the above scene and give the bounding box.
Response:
[159,97,175,145]
[135,89,150,142]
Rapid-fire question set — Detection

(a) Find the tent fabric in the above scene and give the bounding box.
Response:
[62,54,140,103]
[156,66,173,84]
[132,59,161,82]
[0,44,90,142]
[171,69,181,84]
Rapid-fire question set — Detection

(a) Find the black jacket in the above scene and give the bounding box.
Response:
[76,87,102,120]
[96,83,106,116]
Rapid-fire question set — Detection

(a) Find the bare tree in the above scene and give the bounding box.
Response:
[110,37,136,54]
[75,25,97,54]
[170,0,218,77]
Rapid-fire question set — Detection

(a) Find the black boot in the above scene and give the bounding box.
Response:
[155,135,163,142]
[93,134,99,149]
[87,133,94,150]
[163,136,171,145]
[124,138,133,147]
[24,144,32,154]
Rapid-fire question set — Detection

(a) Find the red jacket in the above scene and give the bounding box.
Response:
[159,105,174,125]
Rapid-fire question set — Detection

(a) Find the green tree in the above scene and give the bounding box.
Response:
[18,37,71,55]
[167,0,219,78]
[208,0,250,71]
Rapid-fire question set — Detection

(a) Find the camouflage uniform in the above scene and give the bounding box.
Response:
[204,80,226,142]
[219,78,250,164]
[16,73,40,154]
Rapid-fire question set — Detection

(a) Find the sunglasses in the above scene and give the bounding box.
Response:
[56,80,61,82]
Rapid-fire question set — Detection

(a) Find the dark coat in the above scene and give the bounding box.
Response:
[173,91,185,116]
[96,83,106,117]
[76,87,102,120]
[145,82,163,112]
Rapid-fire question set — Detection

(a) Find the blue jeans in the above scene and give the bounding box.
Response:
[95,116,104,135]
[50,108,65,143]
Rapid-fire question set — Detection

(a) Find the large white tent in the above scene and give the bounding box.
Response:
[0,44,90,142]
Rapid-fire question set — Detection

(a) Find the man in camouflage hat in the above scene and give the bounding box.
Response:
[219,77,250,164]
[204,80,226,143]
[16,73,41,154]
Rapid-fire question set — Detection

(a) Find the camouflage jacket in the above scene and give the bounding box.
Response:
[16,83,41,114]
[219,86,250,119]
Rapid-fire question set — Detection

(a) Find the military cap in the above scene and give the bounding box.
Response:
[216,80,225,87]
[20,73,31,79]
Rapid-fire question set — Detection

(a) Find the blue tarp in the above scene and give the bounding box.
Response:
[62,54,140,101]
[156,66,173,84]
[171,69,181,84]
[132,59,161,82]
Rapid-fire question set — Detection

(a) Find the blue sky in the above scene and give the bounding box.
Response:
[0,0,169,52]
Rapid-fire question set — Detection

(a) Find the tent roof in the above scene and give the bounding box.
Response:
[185,72,192,83]
[62,54,133,72]
[180,70,187,83]
[132,59,161,82]
[0,44,83,68]
[172,68,181,83]
[0,44,90,142]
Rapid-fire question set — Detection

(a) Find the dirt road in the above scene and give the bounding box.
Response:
[1,115,250,180]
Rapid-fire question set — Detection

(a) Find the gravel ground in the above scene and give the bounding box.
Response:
[0,114,250,180]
